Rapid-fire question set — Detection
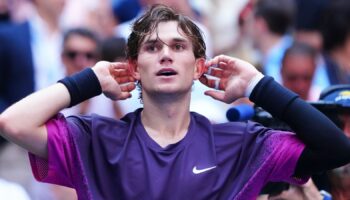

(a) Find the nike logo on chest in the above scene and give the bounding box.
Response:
[192,166,217,174]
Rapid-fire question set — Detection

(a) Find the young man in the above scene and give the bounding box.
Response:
[0,5,350,199]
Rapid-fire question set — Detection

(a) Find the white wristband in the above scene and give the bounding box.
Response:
[245,73,264,97]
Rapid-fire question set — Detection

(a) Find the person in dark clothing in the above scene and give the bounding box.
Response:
[321,0,350,84]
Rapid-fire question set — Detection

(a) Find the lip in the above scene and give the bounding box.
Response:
[156,68,178,76]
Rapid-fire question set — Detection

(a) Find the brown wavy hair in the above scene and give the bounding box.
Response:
[126,4,206,60]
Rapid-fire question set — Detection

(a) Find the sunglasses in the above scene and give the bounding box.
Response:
[64,50,97,60]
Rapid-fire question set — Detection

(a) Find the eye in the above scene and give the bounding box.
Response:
[172,43,185,51]
[145,43,162,53]
[146,44,157,52]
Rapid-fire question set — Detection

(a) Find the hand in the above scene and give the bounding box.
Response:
[199,55,261,104]
[92,61,136,101]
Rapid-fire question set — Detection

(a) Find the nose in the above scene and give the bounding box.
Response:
[160,46,173,64]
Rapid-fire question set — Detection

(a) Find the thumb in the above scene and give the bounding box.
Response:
[204,90,225,102]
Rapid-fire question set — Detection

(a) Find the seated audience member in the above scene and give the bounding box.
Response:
[61,28,123,118]
[247,0,295,83]
[316,85,350,200]
[294,0,330,91]
[281,42,320,101]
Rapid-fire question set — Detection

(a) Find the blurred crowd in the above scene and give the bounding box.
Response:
[1,0,350,199]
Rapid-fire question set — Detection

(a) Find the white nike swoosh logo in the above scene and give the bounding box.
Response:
[192,166,217,174]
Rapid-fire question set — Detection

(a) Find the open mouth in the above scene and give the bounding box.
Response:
[156,68,177,76]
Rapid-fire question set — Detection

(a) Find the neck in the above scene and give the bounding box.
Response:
[258,33,283,56]
[36,8,60,34]
[141,92,191,148]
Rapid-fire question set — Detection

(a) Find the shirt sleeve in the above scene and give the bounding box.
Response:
[241,122,309,186]
[28,114,83,188]
[236,129,310,199]
[263,132,309,184]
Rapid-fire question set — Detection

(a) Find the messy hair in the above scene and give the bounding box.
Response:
[126,4,206,60]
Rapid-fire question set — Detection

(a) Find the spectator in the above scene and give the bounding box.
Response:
[321,0,350,84]
[0,0,66,197]
[281,42,319,101]
[112,0,141,23]
[0,0,66,113]
[61,27,123,119]
[246,0,295,83]
[316,85,350,200]
[0,0,10,23]
[294,0,330,92]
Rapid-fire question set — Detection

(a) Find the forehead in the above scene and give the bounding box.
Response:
[64,35,97,49]
[142,21,190,43]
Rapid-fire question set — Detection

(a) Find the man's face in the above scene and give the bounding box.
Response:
[340,114,350,138]
[62,34,98,75]
[131,21,204,97]
[281,54,315,100]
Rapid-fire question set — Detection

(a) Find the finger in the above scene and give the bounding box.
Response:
[214,55,237,65]
[205,66,224,77]
[206,55,236,70]
[118,92,132,100]
[110,62,129,69]
[206,78,225,90]
[205,55,230,66]
[204,90,225,101]
[116,76,135,84]
[206,63,231,74]
[120,82,136,92]
[110,68,132,77]
[199,75,226,90]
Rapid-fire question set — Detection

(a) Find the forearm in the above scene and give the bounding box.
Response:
[250,77,350,175]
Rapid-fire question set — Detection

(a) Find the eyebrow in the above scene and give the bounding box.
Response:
[142,37,189,45]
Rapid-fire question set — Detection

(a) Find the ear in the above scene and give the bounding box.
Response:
[193,58,205,80]
[128,59,140,80]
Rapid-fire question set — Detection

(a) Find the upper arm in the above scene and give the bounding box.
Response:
[0,116,48,159]
[20,125,48,159]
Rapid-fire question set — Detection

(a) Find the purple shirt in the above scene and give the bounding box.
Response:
[29,109,308,200]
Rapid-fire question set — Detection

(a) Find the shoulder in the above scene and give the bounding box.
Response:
[0,21,29,36]
[190,111,269,135]
[213,120,271,138]
[66,113,131,133]
[64,111,138,140]
[0,22,30,50]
